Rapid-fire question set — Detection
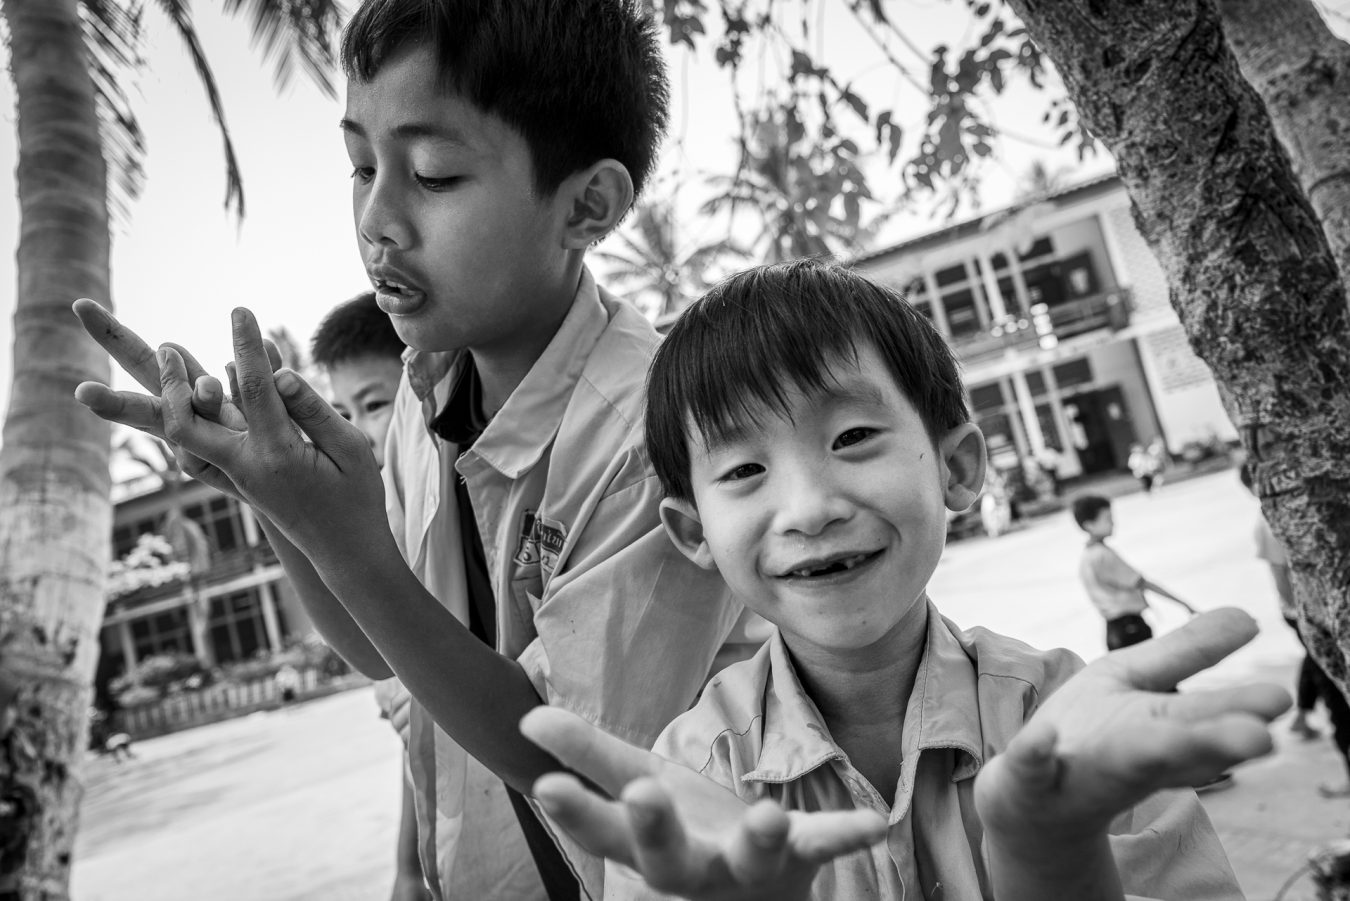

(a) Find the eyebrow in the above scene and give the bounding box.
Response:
[339,118,470,146]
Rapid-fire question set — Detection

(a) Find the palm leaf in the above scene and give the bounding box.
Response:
[80,0,148,221]
[222,0,341,99]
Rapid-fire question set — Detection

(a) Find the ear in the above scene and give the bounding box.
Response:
[558,159,634,250]
[939,422,987,513]
[659,497,717,570]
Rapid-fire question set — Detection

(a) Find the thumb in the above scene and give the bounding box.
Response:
[273,369,363,463]
[996,718,1063,793]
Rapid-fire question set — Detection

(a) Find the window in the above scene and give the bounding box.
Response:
[969,382,1006,413]
[208,589,268,663]
[130,608,192,659]
[942,288,982,339]
[1053,358,1093,390]
[181,495,245,556]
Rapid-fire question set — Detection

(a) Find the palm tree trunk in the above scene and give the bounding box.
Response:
[0,0,113,896]
[1001,0,1350,691]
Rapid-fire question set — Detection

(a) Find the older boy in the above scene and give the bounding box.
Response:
[521,260,1288,900]
[72,1,749,897]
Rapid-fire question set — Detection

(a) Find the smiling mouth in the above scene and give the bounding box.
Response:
[784,550,881,579]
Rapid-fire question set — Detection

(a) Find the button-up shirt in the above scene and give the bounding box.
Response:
[384,271,746,899]
[607,598,1241,900]
[1081,539,1150,620]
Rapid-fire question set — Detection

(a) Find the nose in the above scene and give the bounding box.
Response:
[356,175,411,248]
[771,460,851,538]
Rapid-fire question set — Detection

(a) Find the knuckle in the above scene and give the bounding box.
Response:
[235,371,272,403]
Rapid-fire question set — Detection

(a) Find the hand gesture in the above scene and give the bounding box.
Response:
[519,707,885,901]
[72,299,278,500]
[974,607,1289,856]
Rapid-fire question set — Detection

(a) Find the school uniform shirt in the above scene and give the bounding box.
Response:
[1254,517,1295,618]
[607,598,1242,901]
[383,269,746,900]
[1080,538,1150,620]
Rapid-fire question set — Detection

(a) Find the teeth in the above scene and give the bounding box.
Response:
[791,553,868,578]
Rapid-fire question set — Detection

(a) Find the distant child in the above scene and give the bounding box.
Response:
[310,291,430,901]
[1072,493,1196,650]
[1127,443,1158,493]
[1240,463,1350,797]
[73,1,748,898]
[520,260,1287,900]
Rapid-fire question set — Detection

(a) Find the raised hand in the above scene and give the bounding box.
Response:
[520,707,885,901]
[974,607,1290,852]
[72,299,280,498]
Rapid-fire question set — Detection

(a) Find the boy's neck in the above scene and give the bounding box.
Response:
[469,267,582,415]
[785,601,930,805]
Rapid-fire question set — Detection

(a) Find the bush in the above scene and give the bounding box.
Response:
[110,652,210,704]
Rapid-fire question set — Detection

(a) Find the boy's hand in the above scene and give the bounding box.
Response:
[75,301,389,562]
[72,299,279,501]
[974,607,1289,860]
[520,707,885,901]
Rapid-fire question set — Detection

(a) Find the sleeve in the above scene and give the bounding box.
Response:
[518,467,743,747]
[1112,789,1244,901]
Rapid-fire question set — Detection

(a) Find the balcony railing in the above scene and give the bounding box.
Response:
[949,288,1134,364]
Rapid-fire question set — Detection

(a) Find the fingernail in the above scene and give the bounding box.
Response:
[274,369,297,394]
[156,347,168,366]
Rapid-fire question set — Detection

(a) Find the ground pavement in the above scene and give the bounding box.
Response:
[73,470,1350,900]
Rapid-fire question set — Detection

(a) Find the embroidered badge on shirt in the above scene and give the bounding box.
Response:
[513,510,567,579]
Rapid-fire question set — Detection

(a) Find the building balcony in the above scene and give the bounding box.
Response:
[950,287,1133,364]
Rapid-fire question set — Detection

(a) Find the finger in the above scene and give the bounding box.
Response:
[229,308,291,435]
[73,299,162,393]
[262,338,284,373]
[74,382,168,438]
[622,778,698,893]
[193,375,225,422]
[1107,608,1258,690]
[520,707,658,798]
[996,718,1063,793]
[1166,683,1291,724]
[157,346,233,467]
[1085,713,1275,789]
[274,370,364,462]
[532,773,637,866]
[786,810,888,864]
[160,342,214,385]
[724,799,791,885]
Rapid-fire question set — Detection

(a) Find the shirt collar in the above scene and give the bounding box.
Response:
[744,597,984,786]
[401,268,609,478]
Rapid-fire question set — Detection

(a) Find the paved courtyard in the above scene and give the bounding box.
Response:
[72,470,1350,900]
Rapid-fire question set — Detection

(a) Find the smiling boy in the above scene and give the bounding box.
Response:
[72,2,748,898]
[521,260,1287,901]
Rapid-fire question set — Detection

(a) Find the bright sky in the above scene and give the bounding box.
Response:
[0,1,1124,425]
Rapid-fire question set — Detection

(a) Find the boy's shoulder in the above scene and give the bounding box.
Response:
[571,283,661,419]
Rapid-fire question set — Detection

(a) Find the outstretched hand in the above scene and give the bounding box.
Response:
[975,607,1290,853]
[520,707,885,901]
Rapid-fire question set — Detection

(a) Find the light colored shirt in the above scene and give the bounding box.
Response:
[384,270,746,900]
[1254,516,1293,617]
[608,599,1242,901]
[1080,539,1149,620]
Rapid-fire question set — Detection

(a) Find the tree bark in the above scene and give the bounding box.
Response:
[1217,0,1350,294]
[1001,0,1350,688]
[0,0,113,896]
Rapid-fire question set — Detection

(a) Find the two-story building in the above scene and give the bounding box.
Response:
[854,173,1236,483]
[97,472,314,690]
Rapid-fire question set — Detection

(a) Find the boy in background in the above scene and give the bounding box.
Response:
[1072,493,1196,651]
[310,291,429,901]
[520,260,1287,900]
[1241,463,1350,797]
[72,1,749,896]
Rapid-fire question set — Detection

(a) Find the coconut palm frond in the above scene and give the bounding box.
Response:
[222,0,343,99]
[80,0,148,222]
[151,0,246,216]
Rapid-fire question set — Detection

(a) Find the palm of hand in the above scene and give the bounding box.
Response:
[974,610,1289,850]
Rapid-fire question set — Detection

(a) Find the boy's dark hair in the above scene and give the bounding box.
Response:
[310,291,407,369]
[647,259,969,503]
[1071,494,1113,529]
[341,0,669,199]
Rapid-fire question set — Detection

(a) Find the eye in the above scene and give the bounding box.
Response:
[335,408,353,422]
[719,462,765,483]
[350,166,374,184]
[414,174,461,191]
[834,427,876,449]
[364,399,390,415]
